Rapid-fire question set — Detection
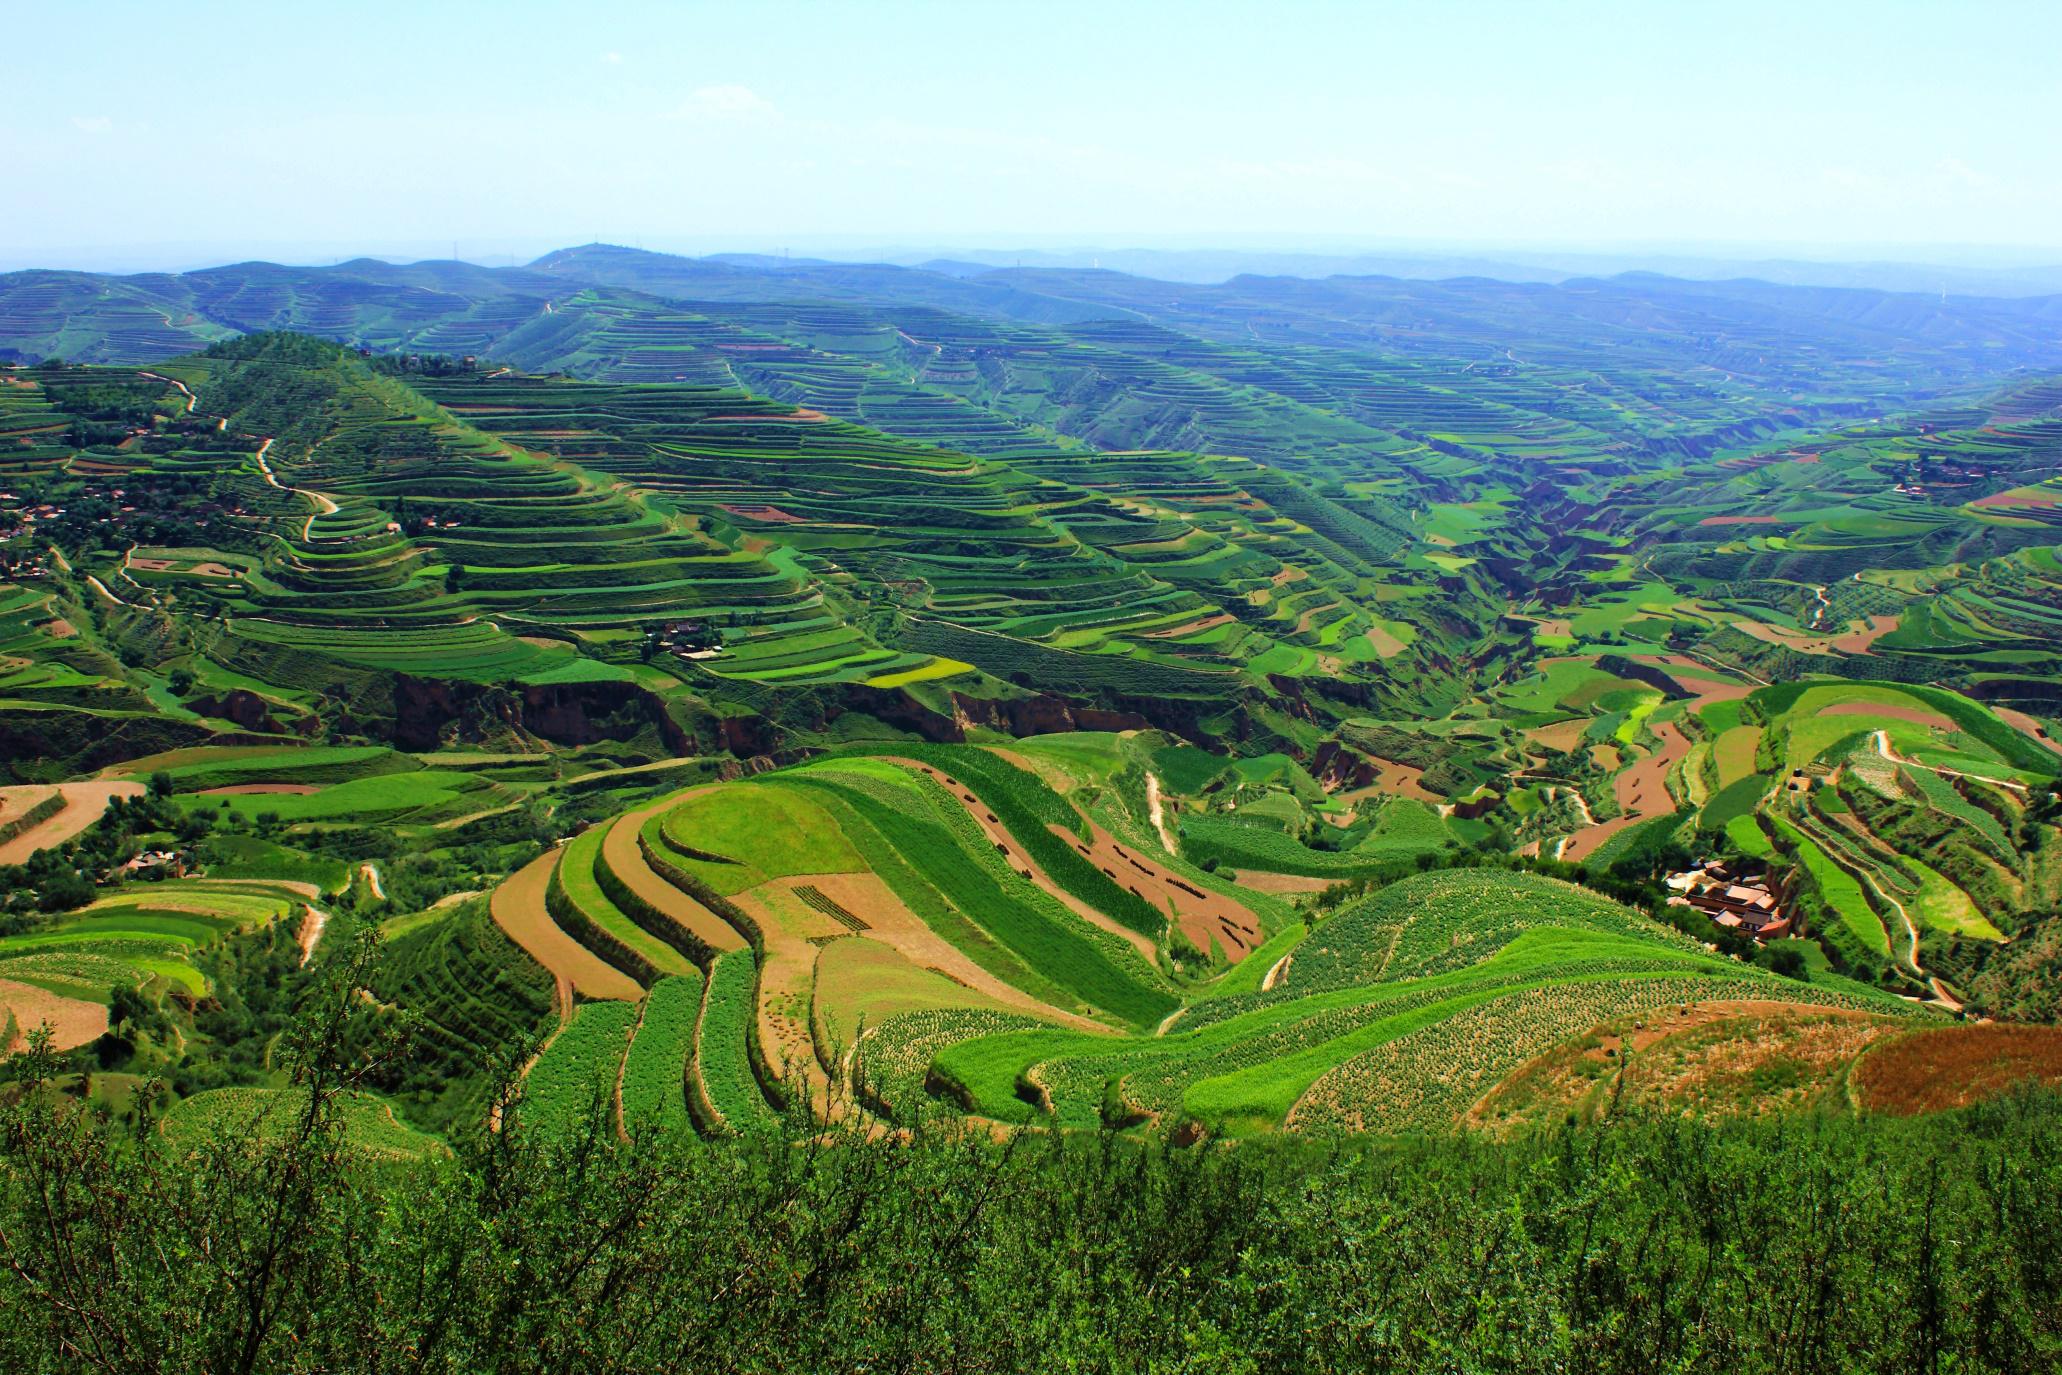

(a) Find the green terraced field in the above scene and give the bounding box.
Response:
[5,245,2061,1164]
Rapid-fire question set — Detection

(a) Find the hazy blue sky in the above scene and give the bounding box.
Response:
[7,0,2060,269]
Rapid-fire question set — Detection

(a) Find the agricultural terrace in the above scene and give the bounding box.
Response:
[481,739,1924,1140]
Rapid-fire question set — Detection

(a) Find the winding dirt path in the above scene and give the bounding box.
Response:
[1144,772,1178,854]
[252,438,343,540]
[1875,729,2026,794]
[138,371,198,414]
[296,903,329,966]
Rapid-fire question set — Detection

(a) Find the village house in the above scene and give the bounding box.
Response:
[1665,860,1793,940]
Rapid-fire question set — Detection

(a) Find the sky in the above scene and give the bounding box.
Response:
[6,0,2061,272]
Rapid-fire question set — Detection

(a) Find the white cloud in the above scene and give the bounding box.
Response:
[602,51,624,65]
[1936,157,1993,189]
[676,85,775,120]
[71,116,112,134]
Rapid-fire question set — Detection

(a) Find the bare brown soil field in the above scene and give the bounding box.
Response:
[1829,616,1901,654]
[1995,706,2062,756]
[1731,619,1834,653]
[1292,602,1339,634]
[1075,816,1261,960]
[1972,489,2062,511]
[1231,870,1333,894]
[128,556,174,570]
[1339,756,1442,806]
[187,562,238,578]
[602,794,748,957]
[1819,701,1953,729]
[1562,719,1688,862]
[1854,1023,2062,1115]
[489,850,641,1006]
[41,618,76,638]
[0,786,55,829]
[198,783,320,796]
[0,781,146,866]
[716,503,808,523]
[0,979,108,1053]
[1146,613,1234,639]
[1629,656,1753,704]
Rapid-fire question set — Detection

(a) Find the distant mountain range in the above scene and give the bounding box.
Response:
[6,243,2062,381]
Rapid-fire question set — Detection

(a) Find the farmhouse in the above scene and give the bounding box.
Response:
[1666,860,1793,940]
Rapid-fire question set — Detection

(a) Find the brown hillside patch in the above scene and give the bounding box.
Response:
[1334,756,1441,806]
[1628,656,1754,704]
[1146,613,1234,639]
[0,781,145,866]
[41,618,77,638]
[717,503,808,524]
[0,786,56,829]
[707,409,828,423]
[1972,489,2061,510]
[1829,616,1901,655]
[888,756,1262,961]
[1855,1023,2062,1115]
[1470,1001,1893,1132]
[0,980,108,1053]
[1363,624,1408,658]
[1995,706,2062,756]
[1562,719,1688,862]
[1525,718,1589,753]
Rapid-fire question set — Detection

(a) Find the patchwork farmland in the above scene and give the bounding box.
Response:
[4,248,2062,1175]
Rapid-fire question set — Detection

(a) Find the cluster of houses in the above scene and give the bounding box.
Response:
[100,849,189,883]
[654,618,724,661]
[1665,860,1792,940]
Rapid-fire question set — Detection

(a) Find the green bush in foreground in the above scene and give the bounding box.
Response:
[1,962,2060,1375]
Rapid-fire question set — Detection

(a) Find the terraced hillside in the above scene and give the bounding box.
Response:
[462,734,1965,1141]
[6,256,2062,1157]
